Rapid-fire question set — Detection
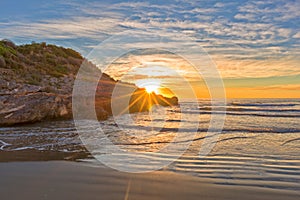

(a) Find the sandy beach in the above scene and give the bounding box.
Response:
[0,161,299,200]
[1,99,300,199]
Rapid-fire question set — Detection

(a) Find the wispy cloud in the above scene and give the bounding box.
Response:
[238,0,300,23]
[0,0,299,87]
[1,17,123,39]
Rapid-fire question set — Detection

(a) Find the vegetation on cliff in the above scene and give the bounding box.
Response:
[0,39,83,94]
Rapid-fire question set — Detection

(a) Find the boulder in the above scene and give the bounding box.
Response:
[0,93,72,126]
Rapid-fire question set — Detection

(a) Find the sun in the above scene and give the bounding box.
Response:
[136,79,161,94]
[145,85,159,94]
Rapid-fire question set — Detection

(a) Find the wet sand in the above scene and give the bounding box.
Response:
[0,161,299,200]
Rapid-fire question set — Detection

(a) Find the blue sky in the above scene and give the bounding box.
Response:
[0,0,299,97]
[1,0,299,56]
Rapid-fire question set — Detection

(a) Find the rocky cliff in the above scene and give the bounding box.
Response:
[0,40,178,126]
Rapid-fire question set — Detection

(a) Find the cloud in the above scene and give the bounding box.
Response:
[0,0,298,85]
[0,17,123,40]
[238,0,300,23]
[214,57,300,78]
[273,1,300,21]
[214,2,237,8]
[249,84,300,91]
[234,13,257,21]
[293,32,300,39]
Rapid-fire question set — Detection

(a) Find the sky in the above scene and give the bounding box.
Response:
[0,0,299,98]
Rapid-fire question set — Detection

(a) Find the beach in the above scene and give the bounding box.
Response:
[1,161,299,200]
[1,98,300,200]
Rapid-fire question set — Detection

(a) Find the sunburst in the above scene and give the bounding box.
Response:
[145,84,159,94]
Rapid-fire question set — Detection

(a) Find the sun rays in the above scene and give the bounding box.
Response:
[110,84,177,118]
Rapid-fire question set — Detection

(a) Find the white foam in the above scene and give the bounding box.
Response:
[13,146,34,151]
[0,139,11,150]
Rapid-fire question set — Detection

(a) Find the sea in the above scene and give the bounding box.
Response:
[0,98,300,192]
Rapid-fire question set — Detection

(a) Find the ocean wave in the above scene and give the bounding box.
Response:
[200,106,300,113]
[188,110,300,118]
[110,123,300,133]
[231,102,299,107]
[0,139,11,150]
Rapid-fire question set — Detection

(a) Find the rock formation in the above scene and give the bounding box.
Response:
[0,40,178,126]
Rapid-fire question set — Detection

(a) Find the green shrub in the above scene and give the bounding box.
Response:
[0,42,17,56]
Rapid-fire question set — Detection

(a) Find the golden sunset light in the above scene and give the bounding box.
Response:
[135,79,162,94]
[1,0,299,200]
[145,84,159,94]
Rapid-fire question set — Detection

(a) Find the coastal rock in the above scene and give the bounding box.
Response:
[128,88,179,113]
[0,40,178,126]
[0,93,73,126]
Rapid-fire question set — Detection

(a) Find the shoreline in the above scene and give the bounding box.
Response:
[0,161,299,200]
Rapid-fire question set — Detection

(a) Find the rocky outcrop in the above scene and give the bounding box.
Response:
[0,40,179,126]
[0,91,72,126]
[129,88,178,113]
[0,40,107,126]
